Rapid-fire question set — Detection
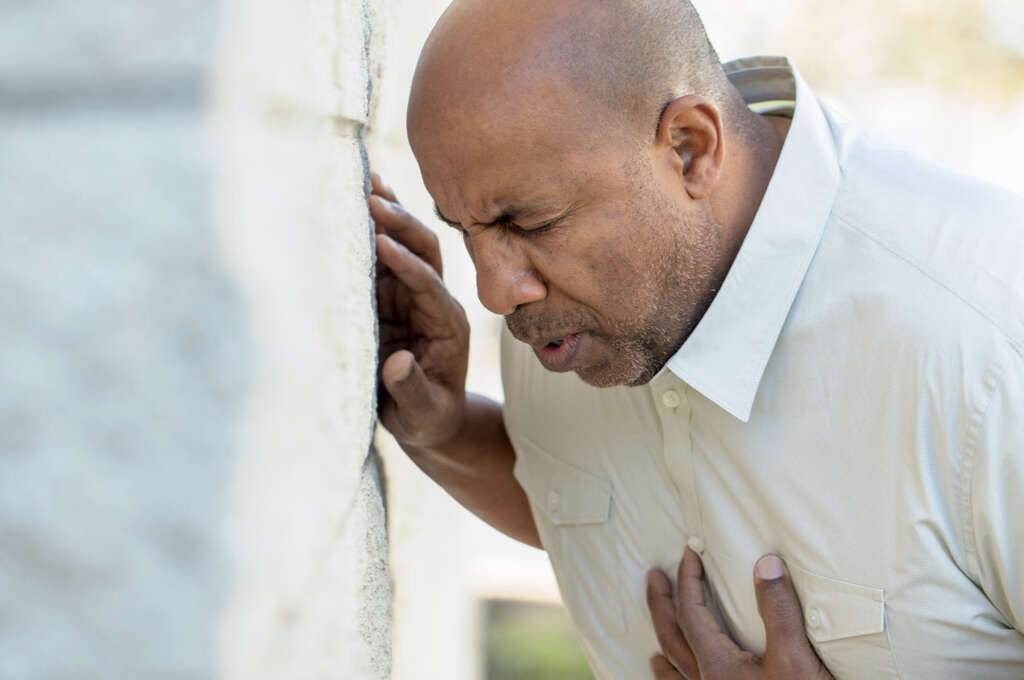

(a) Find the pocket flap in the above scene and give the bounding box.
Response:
[513,436,612,525]
[789,565,886,643]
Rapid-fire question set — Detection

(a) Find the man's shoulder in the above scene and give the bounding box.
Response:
[822,117,1024,352]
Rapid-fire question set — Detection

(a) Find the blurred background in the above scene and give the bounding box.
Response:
[373,1,1024,679]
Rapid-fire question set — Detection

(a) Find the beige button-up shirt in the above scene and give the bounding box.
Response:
[502,56,1024,679]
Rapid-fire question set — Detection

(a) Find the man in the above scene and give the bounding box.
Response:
[372,1,1024,678]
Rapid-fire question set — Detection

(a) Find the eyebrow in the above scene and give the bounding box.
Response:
[433,203,461,227]
[433,202,562,228]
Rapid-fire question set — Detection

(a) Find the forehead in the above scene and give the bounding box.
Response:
[420,137,592,225]
[410,81,623,220]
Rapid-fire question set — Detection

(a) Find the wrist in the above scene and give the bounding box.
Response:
[404,392,471,460]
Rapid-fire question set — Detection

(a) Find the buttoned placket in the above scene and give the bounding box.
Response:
[650,371,707,558]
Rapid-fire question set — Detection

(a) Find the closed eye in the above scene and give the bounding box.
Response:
[433,201,570,239]
[502,216,563,239]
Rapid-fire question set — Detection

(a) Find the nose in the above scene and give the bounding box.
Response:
[469,233,546,315]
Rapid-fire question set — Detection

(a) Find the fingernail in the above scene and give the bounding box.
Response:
[756,555,785,581]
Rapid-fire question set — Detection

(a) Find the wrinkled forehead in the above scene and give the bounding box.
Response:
[408,77,602,217]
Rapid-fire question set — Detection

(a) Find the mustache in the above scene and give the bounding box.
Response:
[505,308,593,344]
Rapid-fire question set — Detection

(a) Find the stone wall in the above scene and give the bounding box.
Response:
[0,1,391,678]
[213,1,390,677]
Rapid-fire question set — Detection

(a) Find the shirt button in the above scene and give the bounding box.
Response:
[686,536,705,554]
[661,389,681,409]
[548,491,561,511]
[806,607,822,629]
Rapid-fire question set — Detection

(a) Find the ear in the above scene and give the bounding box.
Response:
[655,95,724,200]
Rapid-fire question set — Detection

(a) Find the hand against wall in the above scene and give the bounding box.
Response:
[370,173,471,450]
[646,548,833,680]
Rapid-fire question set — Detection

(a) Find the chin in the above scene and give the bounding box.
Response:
[575,360,659,388]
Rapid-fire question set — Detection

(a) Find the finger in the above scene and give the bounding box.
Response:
[646,570,700,679]
[375,233,451,320]
[649,654,688,680]
[376,270,419,329]
[754,555,818,663]
[376,274,399,322]
[370,171,398,202]
[380,350,434,414]
[378,320,412,345]
[676,548,738,668]
[369,195,443,277]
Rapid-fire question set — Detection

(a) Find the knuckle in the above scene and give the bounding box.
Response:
[393,201,418,226]
[700,652,727,677]
[654,629,674,653]
[676,604,697,633]
[770,603,802,632]
[761,582,800,615]
[426,266,446,291]
[675,656,699,680]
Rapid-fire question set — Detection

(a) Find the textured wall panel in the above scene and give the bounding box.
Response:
[213,0,390,678]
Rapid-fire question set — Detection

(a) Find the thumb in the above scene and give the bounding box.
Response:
[381,349,434,413]
[753,555,812,654]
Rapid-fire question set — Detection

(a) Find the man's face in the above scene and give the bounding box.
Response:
[410,88,723,387]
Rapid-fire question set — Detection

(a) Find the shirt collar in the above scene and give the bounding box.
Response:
[662,56,841,422]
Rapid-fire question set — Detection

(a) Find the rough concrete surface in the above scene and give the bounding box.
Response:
[213,1,391,679]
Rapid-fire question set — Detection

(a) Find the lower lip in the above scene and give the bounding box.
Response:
[534,333,583,372]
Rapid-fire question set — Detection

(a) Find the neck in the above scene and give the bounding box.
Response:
[713,107,789,251]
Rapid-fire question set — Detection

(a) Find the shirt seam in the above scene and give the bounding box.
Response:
[883,605,906,680]
[830,211,1024,359]
[960,361,1002,586]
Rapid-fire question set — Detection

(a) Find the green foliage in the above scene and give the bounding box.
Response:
[484,600,595,680]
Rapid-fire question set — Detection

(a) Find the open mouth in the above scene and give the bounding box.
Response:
[534,332,583,372]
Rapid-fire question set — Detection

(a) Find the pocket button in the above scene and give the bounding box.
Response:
[806,606,823,630]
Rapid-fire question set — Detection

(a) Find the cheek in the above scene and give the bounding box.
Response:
[538,229,656,312]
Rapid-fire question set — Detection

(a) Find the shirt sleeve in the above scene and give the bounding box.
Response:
[969,352,1024,632]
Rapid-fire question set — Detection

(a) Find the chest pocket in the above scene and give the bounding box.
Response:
[788,564,900,679]
[709,551,900,679]
[513,436,628,638]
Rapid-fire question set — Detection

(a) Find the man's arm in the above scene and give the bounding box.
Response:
[370,173,541,549]
[397,393,540,548]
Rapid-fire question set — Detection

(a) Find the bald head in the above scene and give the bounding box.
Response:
[409,0,743,147]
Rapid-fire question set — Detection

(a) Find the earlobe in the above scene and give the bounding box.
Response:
[656,95,723,200]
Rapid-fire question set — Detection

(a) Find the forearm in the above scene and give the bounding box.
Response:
[401,392,541,549]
